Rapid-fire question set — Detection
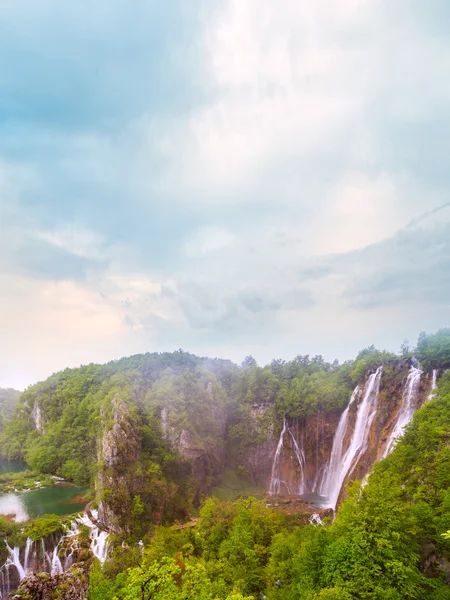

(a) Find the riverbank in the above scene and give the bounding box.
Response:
[0,470,56,493]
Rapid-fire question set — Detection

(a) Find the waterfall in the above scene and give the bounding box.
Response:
[320,366,383,510]
[382,366,422,458]
[309,513,324,526]
[50,541,64,576]
[428,369,438,400]
[269,418,289,495]
[288,427,306,494]
[77,511,109,564]
[268,417,305,495]
[0,511,109,598]
[5,543,25,581]
[318,385,359,504]
[23,537,32,574]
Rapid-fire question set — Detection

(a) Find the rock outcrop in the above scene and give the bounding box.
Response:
[97,394,142,533]
[242,361,437,506]
[160,382,227,493]
[10,563,89,600]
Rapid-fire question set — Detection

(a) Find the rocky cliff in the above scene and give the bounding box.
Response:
[97,394,143,534]
[238,361,437,508]
[10,563,89,600]
[160,380,227,493]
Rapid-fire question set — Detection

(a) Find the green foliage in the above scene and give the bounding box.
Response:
[92,498,279,599]
[0,470,54,492]
[3,338,450,600]
[0,387,21,428]
[416,329,450,371]
[87,368,450,598]
[350,346,398,383]
[22,514,64,541]
[0,517,23,560]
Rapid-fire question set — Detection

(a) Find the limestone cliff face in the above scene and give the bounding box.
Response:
[235,404,341,492]
[97,394,142,533]
[244,362,436,503]
[160,383,227,492]
[233,402,276,486]
[31,400,45,434]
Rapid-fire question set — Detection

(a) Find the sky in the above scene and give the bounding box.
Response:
[1,0,450,390]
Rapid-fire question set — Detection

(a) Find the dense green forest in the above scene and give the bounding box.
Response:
[2,330,447,491]
[0,386,21,428]
[2,329,450,598]
[87,366,450,599]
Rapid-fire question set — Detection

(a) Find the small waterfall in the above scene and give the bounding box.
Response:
[318,385,359,503]
[320,366,383,510]
[428,369,438,400]
[382,366,422,458]
[0,511,109,597]
[5,543,25,580]
[23,537,32,573]
[287,427,306,494]
[50,541,64,576]
[269,418,289,495]
[309,513,324,526]
[77,511,109,564]
[268,417,305,495]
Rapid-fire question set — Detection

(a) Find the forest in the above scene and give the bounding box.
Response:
[1,329,450,598]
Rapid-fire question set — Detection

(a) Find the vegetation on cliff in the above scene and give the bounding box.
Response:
[2,330,450,598]
[0,387,21,429]
[87,368,450,599]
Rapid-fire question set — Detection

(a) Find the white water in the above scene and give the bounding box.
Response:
[382,366,422,458]
[23,537,32,573]
[320,366,383,510]
[0,510,109,598]
[269,418,289,495]
[309,513,324,526]
[428,369,438,400]
[269,417,305,495]
[5,543,25,580]
[77,511,109,563]
[288,427,306,495]
[50,542,64,576]
[318,386,359,505]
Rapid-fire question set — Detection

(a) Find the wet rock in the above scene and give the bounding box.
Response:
[10,564,88,600]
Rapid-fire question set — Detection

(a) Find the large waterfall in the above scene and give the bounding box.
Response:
[319,366,383,510]
[0,511,108,599]
[382,366,422,458]
[318,386,359,508]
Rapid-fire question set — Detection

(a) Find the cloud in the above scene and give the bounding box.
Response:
[1,0,450,385]
[183,227,236,257]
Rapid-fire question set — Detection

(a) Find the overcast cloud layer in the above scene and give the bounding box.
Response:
[1,0,450,389]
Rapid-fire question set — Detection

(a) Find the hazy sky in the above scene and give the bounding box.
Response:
[1,0,450,389]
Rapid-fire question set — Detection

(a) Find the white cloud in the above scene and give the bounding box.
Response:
[183,226,235,257]
[32,226,105,259]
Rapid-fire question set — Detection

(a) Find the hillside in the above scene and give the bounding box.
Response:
[0,387,21,426]
[0,329,450,598]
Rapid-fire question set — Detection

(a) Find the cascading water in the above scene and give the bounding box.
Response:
[5,543,25,580]
[428,369,438,400]
[319,366,383,510]
[318,385,359,505]
[288,428,306,495]
[0,511,109,599]
[77,511,109,563]
[269,418,289,495]
[269,417,305,495]
[382,366,422,458]
[23,537,32,574]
